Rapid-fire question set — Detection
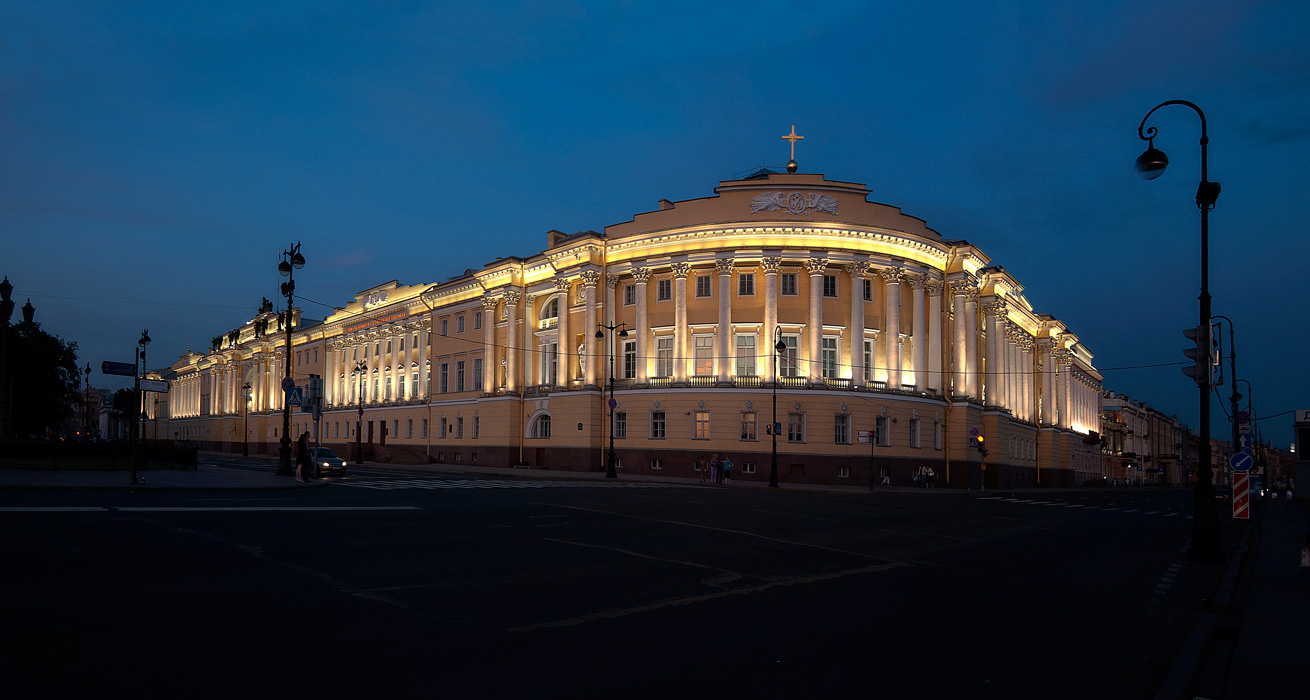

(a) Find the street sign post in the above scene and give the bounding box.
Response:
[1232,473,1250,520]
[857,429,873,444]
[101,361,135,377]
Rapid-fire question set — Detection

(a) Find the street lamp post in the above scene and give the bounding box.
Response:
[1212,315,1240,468]
[132,329,150,485]
[769,326,787,488]
[353,361,366,465]
[83,363,92,440]
[1135,99,1225,563]
[595,322,628,479]
[277,242,305,477]
[242,381,251,457]
[0,277,15,442]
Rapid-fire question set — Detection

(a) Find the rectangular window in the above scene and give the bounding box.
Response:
[782,336,799,377]
[835,414,851,444]
[822,337,838,379]
[694,411,710,439]
[623,340,637,379]
[474,312,482,330]
[909,418,921,448]
[440,319,448,336]
[439,363,449,393]
[624,284,636,305]
[657,279,672,301]
[422,418,428,438]
[457,315,465,334]
[400,337,406,352]
[823,274,838,297]
[387,340,392,354]
[732,335,755,377]
[781,273,797,296]
[371,377,378,401]
[696,274,711,297]
[741,462,756,474]
[650,411,666,439]
[614,411,627,439]
[838,466,850,478]
[863,339,874,382]
[863,278,872,301]
[934,421,943,450]
[473,416,480,439]
[656,337,674,377]
[384,374,392,399]
[473,358,484,391]
[399,373,408,400]
[392,419,398,440]
[876,416,890,446]
[456,417,464,439]
[694,336,714,376]
[740,412,757,441]
[411,371,419,397]
[787,413,805,443]
[650,458,662,470]
[541,343,558,385]
[738,273,755,296]
[407,419,413,439]
[439,418,447,438]
[313,349,318,363]
[456,360,466,392]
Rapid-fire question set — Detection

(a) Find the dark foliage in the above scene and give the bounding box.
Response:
[4,321,81,439]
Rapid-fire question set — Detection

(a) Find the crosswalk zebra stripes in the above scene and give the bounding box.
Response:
[976,495,1191,519]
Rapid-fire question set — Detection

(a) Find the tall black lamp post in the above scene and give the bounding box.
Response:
[277,242,305,477]
[242,381,252,457]
[1136,100,1224,563]
[595,322,628,479]
[1212,314,1241,467]
[769,326,787,488]
[132,329,150,484]
[0,277,15,442]
[83,363,92,440]
[352,360,366,465]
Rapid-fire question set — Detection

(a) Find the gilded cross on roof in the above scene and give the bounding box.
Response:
[782,125,803,172]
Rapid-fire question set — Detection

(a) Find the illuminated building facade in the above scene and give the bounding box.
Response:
[166,168,1103,487]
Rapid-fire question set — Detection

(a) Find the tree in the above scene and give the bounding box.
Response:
[4,321,81,439]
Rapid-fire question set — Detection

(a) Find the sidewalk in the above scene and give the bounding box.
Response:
[1223,500,1309,700]
[0,462,323,491]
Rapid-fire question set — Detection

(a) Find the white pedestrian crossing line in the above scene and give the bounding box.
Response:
[335,477,683,491]
[979,499,1189,520]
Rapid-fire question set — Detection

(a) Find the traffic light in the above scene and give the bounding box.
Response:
[975,434,988,459]
[764,423,772,435]
[1182,324,1214,387]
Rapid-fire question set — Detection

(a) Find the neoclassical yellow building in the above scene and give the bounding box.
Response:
[165,168,1104,488]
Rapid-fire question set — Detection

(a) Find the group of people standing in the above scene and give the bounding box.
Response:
[699,454,733,486]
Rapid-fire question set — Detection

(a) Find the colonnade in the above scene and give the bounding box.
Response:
[326,322,430,407]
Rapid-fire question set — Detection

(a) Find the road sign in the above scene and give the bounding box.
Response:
[102,361,135,377]
[140,378,170,393]
[281,377,295,392]
[1238,432,1254,450]
[969,427,980,438]
[1232,473,1250,520]
[608,398,617,410]
[1236,410,1250,424]
[287,387,303,407]
[1229,451,1252,473]
[358,407,364,418]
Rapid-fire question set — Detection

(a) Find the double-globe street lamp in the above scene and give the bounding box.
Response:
[769,326,787,488]
[594,322,628,479]
[1135,99,1224,563]
[276,242,305,477]
[352,360,367,465]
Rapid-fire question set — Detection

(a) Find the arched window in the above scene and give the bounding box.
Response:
[539,297,559,329]
[531,414,552,439]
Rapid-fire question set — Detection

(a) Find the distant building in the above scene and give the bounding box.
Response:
[165,167,1105,487]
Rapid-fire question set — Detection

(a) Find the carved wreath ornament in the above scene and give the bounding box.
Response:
[750,191,838,215]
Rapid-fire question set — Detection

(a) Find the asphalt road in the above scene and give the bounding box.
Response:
[0,459,1237,699]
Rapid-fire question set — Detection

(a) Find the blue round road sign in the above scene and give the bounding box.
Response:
[281,377,295,392]
[1229,452,1252,473]
[608,398,617,409]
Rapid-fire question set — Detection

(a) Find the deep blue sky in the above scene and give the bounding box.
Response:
[3,1,1306,447]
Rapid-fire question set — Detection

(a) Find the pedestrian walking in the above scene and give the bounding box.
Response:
[722,456,732,485]
[1286,487,1294,511]
[698,455,708,484]
[926,467,936,488]
[710,453,721,485]
[296,431,312,482]
[880,469,891,489]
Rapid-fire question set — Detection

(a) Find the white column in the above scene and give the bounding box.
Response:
[952,283,967,396]
[963,284,979,399]
[504,291,520,392]
[633,268,651,383]
[806,258,827,383]
[716,258,734,382]
[672,262,690,381]
[553,278,571,387]
[1002,325,1014,411]
[910,274,927,392]
[482,297,496,391]
[881,267,904,388]
[604,275,618,384]
[926,279,943,393]
[982,299,1001,406]
[418,329,429,398]
[762,258,781,381]
[523,295,537,387]
[847,261,869,387]
[582,271,598,386]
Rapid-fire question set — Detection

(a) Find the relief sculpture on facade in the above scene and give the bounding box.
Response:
[750,191,839,216]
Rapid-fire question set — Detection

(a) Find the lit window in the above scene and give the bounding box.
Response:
[740,412,757,441]
[656,338,674,377]
[694,336,714,376]
[694,411,710,439]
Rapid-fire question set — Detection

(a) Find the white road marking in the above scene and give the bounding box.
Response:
[0,506,419,513]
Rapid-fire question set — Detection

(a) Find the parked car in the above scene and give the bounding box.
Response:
[310,447,347,477]
[1213,485,1231,502]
